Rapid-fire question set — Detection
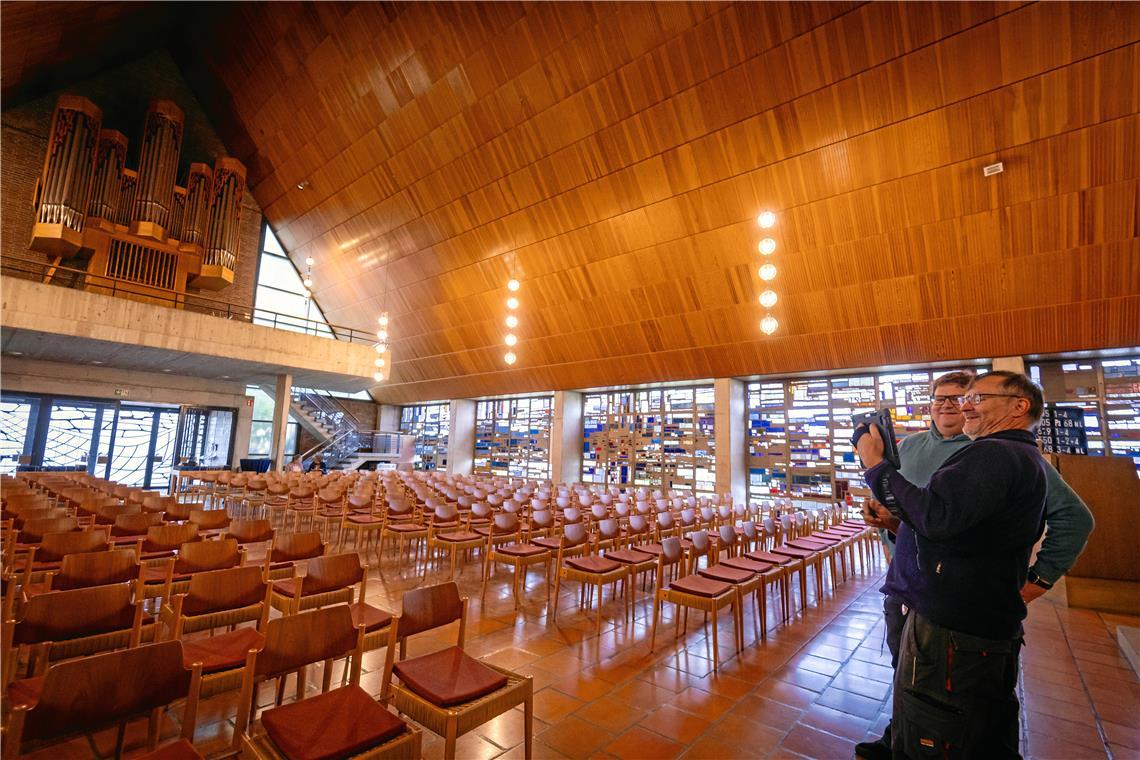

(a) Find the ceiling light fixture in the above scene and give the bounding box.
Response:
[504,333,518,346]
[375,343,387,354]
[506,296,519,310]
[760,315,779,335]
[91,360,104,365]
[376,329,388,342]
[161,368,173,373]
[507,278,520,292]
[759,290,778,308]
[758,238,777,255]
[9,351,23,356]
[373,372,384,382]
[505,315,518,328]
[759,264,777,281]
[378,312,389,327]
[504,351,517,365]
[297,180,310,190]
[757,211,777,229]
[375,358,385,368]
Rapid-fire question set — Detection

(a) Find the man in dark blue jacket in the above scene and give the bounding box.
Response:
[856,371,1047,758]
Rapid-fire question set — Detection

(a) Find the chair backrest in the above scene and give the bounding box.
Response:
[597,518,621,541]
[563,522,588,548]
[175,538,241,574]
[661,536,684,565]
[347,493,372,511]
[16,640,197,746]
[189,508,230,531]
[51,548,138,591]
[591,504,608,521]
[180,564,269,618]
[112,511,163,536]
[680,508,696,527]
[689,530,710,555]
[530,509,553,529]
[627,514,649,536]
[718,524,737,549]
[433,503,458,523]
[13,582,137,646]
[35,530,110,562]
[301,552,364,596]
[18,517,79,543]
[145,523,200,551]
[398,581,463,641]
[254,605,360,680]
[226,519,275,544]
[270,531,325,562]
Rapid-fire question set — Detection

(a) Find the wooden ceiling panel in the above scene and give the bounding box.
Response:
[8,2,1134,402]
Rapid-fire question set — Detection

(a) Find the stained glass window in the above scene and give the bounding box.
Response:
[400,403,450,471]
[474,397,551,479]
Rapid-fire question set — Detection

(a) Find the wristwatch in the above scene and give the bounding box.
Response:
[1027,569,1054,590]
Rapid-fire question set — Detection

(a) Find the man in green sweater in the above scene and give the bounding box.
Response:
[855,370,1095,760]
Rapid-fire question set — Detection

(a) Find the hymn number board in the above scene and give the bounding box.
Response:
[1038,405,1089,455]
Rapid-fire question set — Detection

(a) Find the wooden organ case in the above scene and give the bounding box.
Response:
[30,95,246,304]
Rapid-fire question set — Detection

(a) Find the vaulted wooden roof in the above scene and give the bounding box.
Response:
[8,2,1140,403]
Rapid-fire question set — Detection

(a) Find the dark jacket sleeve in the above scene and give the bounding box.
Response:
[1032,461,1095,583]
[864,442,1015,541]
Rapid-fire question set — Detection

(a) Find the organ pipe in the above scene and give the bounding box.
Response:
[132,100,184,240]
[180,163,213,250]
[204,158,245,272]
[86,130,127,223]
[32,95,101,256]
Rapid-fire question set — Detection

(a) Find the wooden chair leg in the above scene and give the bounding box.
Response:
[710,606,719,667]
[524,695,534,760]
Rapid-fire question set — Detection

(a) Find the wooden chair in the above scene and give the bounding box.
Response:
[717,525,788,633]
[285,486,317,532]
[225,518,276,552]
[18,547,142,603]
[262,483,292,529]
[649,537,741,668]
[428,503,485,580]
[269,552,369,615]
[144,538,244,600]
[3,639,202,760]
[110,511,164,545]
[161,564,271,699]
[481,513,552,610]
[265,531,325,580]
[139,523,201,561]
[188,508,231,537]
[551,522,630,632]
[381,582,532,760]
[2,582,154,688]
[337,494,386,560]
[233,605,421,759]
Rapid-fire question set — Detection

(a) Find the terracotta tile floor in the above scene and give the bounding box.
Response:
[20,544,1139,759]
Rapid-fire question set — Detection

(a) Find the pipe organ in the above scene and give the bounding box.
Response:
[30,95,246,302]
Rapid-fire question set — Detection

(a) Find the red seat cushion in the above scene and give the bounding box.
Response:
[347,515,384,525]
[393,646,508,707]
[720,557,774,574]
[261,684,407,760]
[604,548,654,564]
[272,579,301,598]
[143,566,191,584]
[496,543,547,557]
[385,523,425,533]
[529,536,561,549]
[565,556,623,574]
[181,627,265,674]
[668,575,732,598]
[435,531,483,543]
[770,545,816,559]
[136,738,204,760]
[7,676,44,709]
[699,565,754,584]
[636,542,664,555]
[348,602,393,633]
[745,550,794,565]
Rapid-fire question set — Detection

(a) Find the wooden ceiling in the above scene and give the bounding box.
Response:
[9,2,1140,403]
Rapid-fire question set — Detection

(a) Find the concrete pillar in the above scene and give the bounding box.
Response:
[378,404,401,431]
[231,395,254,466]
[551,391,583,486]
[992,356,1027,375]
[447,399,476,476]
[714,377,748,505]
[270,373,292,470]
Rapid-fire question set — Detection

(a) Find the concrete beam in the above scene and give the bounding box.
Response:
[271,374,293,470]
[551,390,583,485]
[714,377,747,505]
[447,399,475,476]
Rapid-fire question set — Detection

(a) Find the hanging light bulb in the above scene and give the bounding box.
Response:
[305,257,315,266]
[759,263,777,281]
[302,276,313,288]
[505,314,519,328]
[374,357,386,368]
[378,313,389,327]
[506,297,519,310]
[758,238,777,255]
[759,290,778,308]
[374,342,387,354]
[376,329,388,342]
[507,279,520,291]
[504,351,517,365]
[301,288,311,299]
[373,372,385,382]
[757,211,777,229]
[760,315,779,335]
[504,333,518,346]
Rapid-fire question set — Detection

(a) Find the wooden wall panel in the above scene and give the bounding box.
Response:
[4,2,1137,403]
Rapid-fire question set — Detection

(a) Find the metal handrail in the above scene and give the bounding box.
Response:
[1,254,376,345]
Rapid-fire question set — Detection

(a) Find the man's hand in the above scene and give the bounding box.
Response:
[1020,582,1049,604]
[856,422,885,469]
[860,500,900,533]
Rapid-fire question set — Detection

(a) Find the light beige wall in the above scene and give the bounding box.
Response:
[551,391,583,485]
[714,377,747,504]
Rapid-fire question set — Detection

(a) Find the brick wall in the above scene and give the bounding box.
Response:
[0,50,260,312]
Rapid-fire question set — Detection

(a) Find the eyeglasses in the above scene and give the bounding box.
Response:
[931,395,963,406]
[957,393,1025,406]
